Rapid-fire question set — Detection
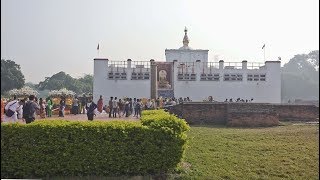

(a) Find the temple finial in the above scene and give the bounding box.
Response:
[183,27,189,47]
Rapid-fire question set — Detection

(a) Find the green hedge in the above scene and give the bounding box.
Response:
[141,109,190,135]
[1,111,189,179]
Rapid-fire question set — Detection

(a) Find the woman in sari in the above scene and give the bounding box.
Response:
[97,95,103,113]
[46,97,53,117]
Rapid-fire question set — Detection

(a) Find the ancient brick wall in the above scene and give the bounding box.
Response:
[274,104,319,121]
[167,102,319,127]
[167,102,227,125]
[227,103,279,127]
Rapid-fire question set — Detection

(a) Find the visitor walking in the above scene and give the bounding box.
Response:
[124,99,130,117]
[86,98,98,121]
[136,99,142,118]
[23,95,40,124]
[46,97,53,117]
[133,98,137,117]
[39,98,46,118]
[112,97,118,118]
[108,97,113,118]
[4,99,25,123]
[118,99,124,118]
[81,95,87,114]
[72,97,79,115]
[59,99,66,117]
[97,95,103,113]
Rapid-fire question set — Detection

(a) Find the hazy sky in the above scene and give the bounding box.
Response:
[1,0,319,83]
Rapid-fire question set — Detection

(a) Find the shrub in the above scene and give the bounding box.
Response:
[141,110,190,135]
[1,112,189,178]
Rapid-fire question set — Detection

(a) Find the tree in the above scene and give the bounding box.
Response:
[1,59,25,94]
[281,50,319,101]
[36,72,93,94]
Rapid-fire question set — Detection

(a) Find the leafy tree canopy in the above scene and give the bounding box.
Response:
[37,72,93,94]
[1,59,25,94]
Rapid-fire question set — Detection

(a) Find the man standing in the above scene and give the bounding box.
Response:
[86,98,98,121]
[81,95,87,114]
[133,98,137,117]
[112,97,118,118]
[23,95,40,124]
[72,97,79,115]
[108,97,113,118]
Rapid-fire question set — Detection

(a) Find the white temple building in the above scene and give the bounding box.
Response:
[93,28,281,103]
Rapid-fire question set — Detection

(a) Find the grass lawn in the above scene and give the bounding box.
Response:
[177,124,319,179]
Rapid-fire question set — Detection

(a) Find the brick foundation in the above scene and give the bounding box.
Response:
[167,102,319,127]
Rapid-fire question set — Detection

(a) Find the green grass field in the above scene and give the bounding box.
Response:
[177,124,319,179]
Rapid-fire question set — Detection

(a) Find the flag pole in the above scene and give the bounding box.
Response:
[264,46,265,62]
[262,44,266,62]
[97,43,100,57]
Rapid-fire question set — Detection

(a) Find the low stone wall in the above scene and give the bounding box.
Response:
[227,103,278,127]
[274,104,319,121]
[167,102,227,125]
[227,112,279,127]
[167,102,319,127]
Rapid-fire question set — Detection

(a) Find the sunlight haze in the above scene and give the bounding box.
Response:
[1,0,319,83]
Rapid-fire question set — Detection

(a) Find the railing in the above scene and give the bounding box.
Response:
[131,61,150,69]
[201,62,219,74]
[107,61,150,73]
[177,62,196,74]
[108,61,127,68]
[247,62,264,70]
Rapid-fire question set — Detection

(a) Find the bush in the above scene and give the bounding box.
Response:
[141,109,190,135]
[1,112,189,178]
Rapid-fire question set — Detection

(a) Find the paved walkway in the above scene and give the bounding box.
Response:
[3,113,140,124]
[44,113,140,121]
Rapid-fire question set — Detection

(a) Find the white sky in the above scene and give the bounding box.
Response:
[1,0,319,83]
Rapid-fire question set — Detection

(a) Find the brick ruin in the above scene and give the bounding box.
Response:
[166,102,319,127]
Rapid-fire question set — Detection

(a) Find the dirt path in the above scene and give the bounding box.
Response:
[3,113,140,124]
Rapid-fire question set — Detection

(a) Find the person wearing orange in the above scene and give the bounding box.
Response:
[97,95,103,113]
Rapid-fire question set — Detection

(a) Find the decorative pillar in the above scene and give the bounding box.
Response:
[196,60,201,81]
[242,60,247,70]
[127,59,132,68]
[219,60,224,70]
[150,59,158,99]
[127,59,132,80]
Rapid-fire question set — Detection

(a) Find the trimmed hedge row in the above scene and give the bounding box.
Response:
[1,111,189,179]
[141,109,190,135]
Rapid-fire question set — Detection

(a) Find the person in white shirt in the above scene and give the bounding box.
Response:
[146,99,153,110]
[4,99,25,123]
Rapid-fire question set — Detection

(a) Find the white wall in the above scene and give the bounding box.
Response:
[173,61,281,103]
[93,59,151,105]
[94,59,281,104]
[165,49,209,62]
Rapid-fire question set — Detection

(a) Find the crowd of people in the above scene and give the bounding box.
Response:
[224,98,254,103]
[2,95,41,124]
[1,94,256,123]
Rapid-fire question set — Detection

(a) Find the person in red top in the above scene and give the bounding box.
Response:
[1,98,4,122]
[97,95,103,113]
